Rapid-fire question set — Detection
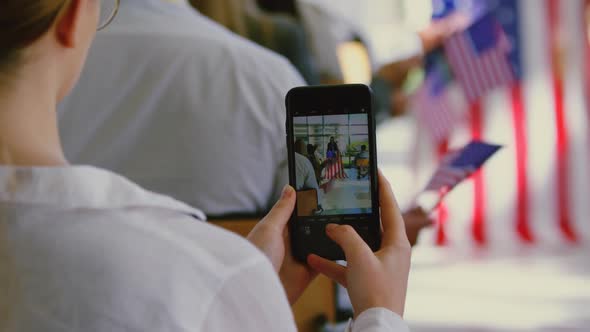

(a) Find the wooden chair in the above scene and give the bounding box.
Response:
[296,188,319,216]
[356,158,370,178]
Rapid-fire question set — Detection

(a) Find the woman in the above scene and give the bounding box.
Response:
[0,1,411,331]
[327,136,340,159]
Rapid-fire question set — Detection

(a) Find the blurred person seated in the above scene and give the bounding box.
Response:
[355,145,370,179]
[191,0,320,84]
[294,140,322,215]
[294,140,319,191]
[296,0,468,82]
[59,0,305,217]
[294,151,322,216]
[306,143,325,185]
[296,0,468,121]
[313,143,324,163]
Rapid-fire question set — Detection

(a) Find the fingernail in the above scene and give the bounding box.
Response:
[326,224,338,233]
[281,185,293,198]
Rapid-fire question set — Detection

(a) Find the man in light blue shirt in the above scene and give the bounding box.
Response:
[59,0,304,217]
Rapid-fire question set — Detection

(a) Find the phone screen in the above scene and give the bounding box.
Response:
[286,85,380,261]
[292,112,373,219]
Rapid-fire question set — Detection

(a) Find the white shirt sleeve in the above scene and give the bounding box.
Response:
[346,308,411,332]
[199,257,297,332]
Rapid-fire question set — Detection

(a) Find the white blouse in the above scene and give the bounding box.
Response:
[0,166,408,331]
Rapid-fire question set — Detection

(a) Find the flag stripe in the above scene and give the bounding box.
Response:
[470,101,487,245]
[510,84,534,242]
[436,141,450,245]
[548,0,578,242]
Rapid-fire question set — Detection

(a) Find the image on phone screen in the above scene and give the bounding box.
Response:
[293,113,373,216]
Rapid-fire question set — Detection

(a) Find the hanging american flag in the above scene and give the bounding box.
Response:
[428,0,589,247]
[324,155,348,180]
[444,12,515,102]
[414,51,456,144]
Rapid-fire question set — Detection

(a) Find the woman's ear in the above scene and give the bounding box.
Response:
[56,0,83,48]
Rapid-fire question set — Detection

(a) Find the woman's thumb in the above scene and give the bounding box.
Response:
[260,185,296,228]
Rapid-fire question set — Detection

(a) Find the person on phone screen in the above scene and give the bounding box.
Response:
[294,140,319,198]
[327,136,340,159]
[313,143,324,163]
[306,143,324,184]
[355,145,370,179]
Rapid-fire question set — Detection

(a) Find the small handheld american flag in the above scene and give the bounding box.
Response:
[444,12,515,102]
[418,141,502,211]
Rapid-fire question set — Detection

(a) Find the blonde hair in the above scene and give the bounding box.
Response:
[190,0,276,49]
[0,1,70,328]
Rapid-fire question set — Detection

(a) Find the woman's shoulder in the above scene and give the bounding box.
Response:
[9,205,268,330]
[13,204,265,275]
[3,165,264,277]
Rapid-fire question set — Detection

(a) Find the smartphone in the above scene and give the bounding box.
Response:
[285,84,381,262]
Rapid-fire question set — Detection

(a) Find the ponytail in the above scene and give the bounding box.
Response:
[0,0,68,70]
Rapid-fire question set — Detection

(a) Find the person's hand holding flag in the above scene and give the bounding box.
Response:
[419,12,472,53]
[415,141,502,212]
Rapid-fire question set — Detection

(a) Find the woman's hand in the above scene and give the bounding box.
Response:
[307,172,412,317]
[247,186,317,305]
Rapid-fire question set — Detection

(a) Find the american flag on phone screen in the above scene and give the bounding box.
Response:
[324,157,348,180]
[445,12,515,102]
